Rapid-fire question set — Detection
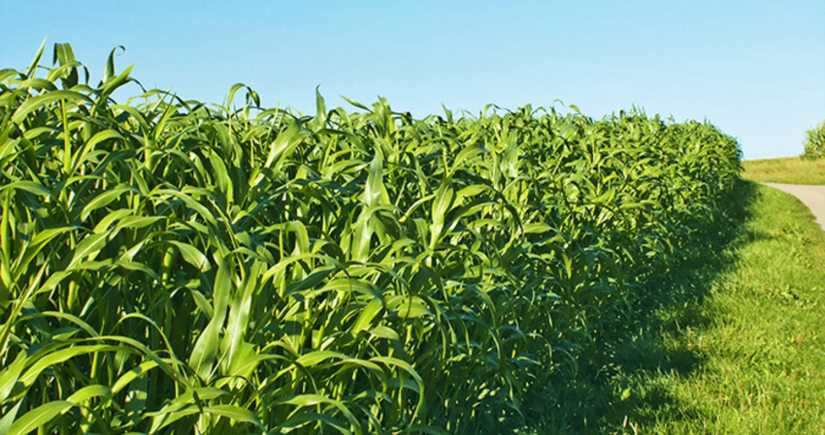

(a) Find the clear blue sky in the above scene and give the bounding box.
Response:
[2,0,823,160]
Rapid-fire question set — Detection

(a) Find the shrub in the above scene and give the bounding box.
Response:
[802,121,825,159]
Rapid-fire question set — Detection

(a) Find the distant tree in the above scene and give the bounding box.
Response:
[802,121,825,159]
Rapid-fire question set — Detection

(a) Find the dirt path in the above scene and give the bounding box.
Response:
[762,183,825,231]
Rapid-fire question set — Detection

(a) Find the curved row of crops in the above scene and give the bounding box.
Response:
[0,43,742,434]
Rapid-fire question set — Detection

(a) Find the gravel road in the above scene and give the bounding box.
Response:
[762,183,825,231]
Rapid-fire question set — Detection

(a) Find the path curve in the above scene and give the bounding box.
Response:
[762,183,825,231]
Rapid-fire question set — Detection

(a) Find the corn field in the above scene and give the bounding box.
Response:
[0,42,742,434]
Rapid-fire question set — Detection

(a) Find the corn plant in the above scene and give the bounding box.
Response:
[0,41,742,434]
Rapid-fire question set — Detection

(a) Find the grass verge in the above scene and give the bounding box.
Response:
[525,179,825,433]
[617,180,825,433]
[742,156,825,184]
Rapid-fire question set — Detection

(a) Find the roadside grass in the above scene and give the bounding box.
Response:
[617,180,825,433]
[742,156,825,184]
[525,179,825,433]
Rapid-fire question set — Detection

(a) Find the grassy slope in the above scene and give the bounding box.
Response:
[525,179,825,434]
[743,156,825,184]
[627,181,825,434]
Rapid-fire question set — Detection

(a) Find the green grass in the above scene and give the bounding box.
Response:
[742,156,825,184]
[538,179,825,433]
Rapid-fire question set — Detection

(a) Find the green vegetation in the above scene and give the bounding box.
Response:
[743,121,825,184]
[802,121,825,159]
[576,180,825,434]
[0,42,742,433]
[742,156,825,185]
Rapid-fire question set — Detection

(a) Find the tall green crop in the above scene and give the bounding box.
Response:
[0,42,741,434]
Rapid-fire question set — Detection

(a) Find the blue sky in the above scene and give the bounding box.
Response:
[2,0,823,160]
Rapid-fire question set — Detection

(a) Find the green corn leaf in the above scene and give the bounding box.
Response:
[387,295,431,320]
[147,387,231,432]
[19,344,134,388]
[340,95,371,111]
[0,138,21,166]
[11,90,93,124]
[92,208,134,233]
[0,68,18,84]
[66,384,113,404]
[370,355,426,420]
[81,185,133,221]
[35,311,101,338]
[67,232,108,270]
[168,241,211,272]
[522,222,553,234]
[1,180,49,197]
[364,152,389,207]
[188,312,222,381]
[74,128,125,162]
[260,120,311,177]
[114,215,165,230]
[278,394,362,435]
[111,360,159,394]
[189,289,214,319]
[308,86,327,131]
[53,42,76,65]
[429,182,455,248]
[221,261,263,375]
[148,405,202,433]
[7,400,74,435]
[201,404,266,431]
[0,353,27,402]
[296,350,349,367]
[188,256,232,380]
[279,411,351,435]
[451,144,486,173]
[101,45,125,84]
[97,335,193,389]
[0,401,23,434]
[115,259,161,281]
[151,189,217,225]
[321,278,382,299]
[207,150,233,201]
[370,325,400,341]
[351,298,383,333]
[225,83,259,110]
[24,37,47,80]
